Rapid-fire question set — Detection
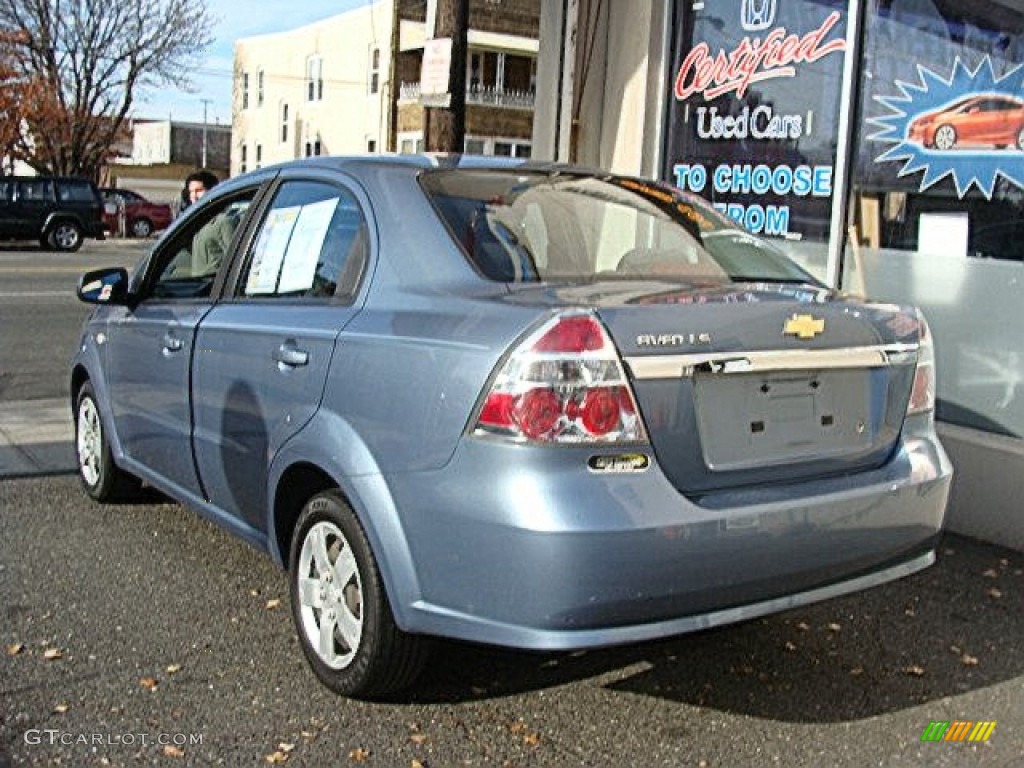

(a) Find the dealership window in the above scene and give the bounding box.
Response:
[281,103,289,144]
[256,144,262,169]
[369,47,380,94]
[240,145,247,174]
[846,0,1024,439]
[241,72,249,110]
[306,56,323,101]
[257,70,264,107]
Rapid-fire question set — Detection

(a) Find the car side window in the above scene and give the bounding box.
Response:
[57,181,96,202]
[145,190,258,301]
[240,180,369,300]
[18,180,53,202]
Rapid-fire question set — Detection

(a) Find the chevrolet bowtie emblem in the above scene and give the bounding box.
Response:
[783,314,825,340]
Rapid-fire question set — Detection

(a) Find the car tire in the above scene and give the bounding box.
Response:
[933,124,956,151]
[75,382,141,502]
[289,490,430,698]
[130,218,153,238]
[47,220,84,252]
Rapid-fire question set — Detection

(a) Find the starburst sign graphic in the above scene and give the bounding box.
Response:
[869,57,1024,199]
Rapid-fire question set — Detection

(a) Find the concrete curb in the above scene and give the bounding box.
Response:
[0,398,76,477]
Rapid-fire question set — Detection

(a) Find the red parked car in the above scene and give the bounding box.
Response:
[907,94,1024,151]
[100,188,174,238]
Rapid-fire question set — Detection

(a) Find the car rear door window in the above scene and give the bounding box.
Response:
[240,180,368,300]
[17,180,53,202]
[57,180,97,202]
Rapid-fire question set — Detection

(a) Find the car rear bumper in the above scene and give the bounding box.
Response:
[386,415,951,650]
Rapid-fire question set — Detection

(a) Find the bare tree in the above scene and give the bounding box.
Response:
[0,0,214,179]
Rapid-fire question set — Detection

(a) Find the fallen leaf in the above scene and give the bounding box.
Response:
[53,703,70,714]
[987,587,1003,599]
[827,623,841,632]
[411,760,425,768]
[162,745,184,758]
[904,665,926,677]
[265,751,288,764]
[982,568,999,579]
[409,733,428,745]
[950,644,962,655]
[139,676,158,690]
[278,743,295,753]
[523,732,541,746]
[349,747,370,762]
[509,721,527,734]
[795,621,810,632]
[961,654,979,666]
[5,643,24,656]
[266,599,282,610]
[849,667,864,676]
[43,648,62,660]
[166,664,182,674]
[784,641,798,652]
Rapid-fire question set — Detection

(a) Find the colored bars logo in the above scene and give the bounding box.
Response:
[920,721,997,743]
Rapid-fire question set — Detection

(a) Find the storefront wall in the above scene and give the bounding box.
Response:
[535,0,1024,547]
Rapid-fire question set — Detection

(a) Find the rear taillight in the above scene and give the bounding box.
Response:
[908,311,935,415]
[474,312,648,444]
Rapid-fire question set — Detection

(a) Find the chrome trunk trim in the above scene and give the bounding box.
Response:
[624,344,919,380]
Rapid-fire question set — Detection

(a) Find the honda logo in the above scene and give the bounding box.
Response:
[741,0,777,31]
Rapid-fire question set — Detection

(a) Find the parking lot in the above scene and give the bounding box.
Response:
[1,241,1022,766]
[2,474,1021,767]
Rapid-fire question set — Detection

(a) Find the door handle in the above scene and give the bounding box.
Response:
[274,342,309,368]
[162,333,183,352]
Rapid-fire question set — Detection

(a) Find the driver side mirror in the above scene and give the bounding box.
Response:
[77,267,130,305]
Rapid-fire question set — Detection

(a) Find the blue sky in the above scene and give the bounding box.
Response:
[136,0,371,125]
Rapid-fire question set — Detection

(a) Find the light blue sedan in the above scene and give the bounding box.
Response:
[71,155,951,697]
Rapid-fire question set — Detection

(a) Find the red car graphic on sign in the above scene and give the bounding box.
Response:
[908,94,1024,151]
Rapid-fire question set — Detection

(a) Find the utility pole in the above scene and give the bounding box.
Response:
[426,0,469,152]
[200,98,213,168]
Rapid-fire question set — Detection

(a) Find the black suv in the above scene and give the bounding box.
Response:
[0,176,106,251]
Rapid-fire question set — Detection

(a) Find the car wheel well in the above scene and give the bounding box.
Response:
[274,463,339,568]
[70,366,89,410]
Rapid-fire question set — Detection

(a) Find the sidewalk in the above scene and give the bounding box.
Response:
[0,398,75,477]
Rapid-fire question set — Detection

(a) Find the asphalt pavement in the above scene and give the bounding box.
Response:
[2,474,1023,767]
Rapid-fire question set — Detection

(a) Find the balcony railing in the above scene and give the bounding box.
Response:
[399,82,535,109]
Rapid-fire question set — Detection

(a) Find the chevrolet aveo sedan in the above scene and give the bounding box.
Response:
[72,155,951,697]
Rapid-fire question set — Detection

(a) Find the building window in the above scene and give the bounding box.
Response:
[241,72,249,109]
[281,103,289,143]
[257,70,264,107]
[306,56,323,102]
[256,144,262,169]
[367,139,377,153]
[369,47,380,94]
[314,139,322,156]
[464,137,485,154]
[494,140,531,158]
[398,133,423,154]
[240,145,247,174]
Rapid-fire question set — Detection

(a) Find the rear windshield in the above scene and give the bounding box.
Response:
[420,170,815,285]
